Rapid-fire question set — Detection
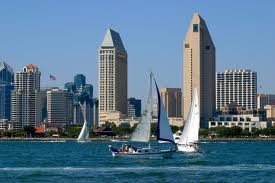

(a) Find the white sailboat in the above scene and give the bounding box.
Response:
[177,88,200,152]
[77,103,90,143]
[109,73,176,158]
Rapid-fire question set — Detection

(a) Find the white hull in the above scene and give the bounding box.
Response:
[77,139,90,143]
[110,146,176,159]
[177,144,198,153]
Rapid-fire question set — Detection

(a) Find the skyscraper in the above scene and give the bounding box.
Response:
[65,74,94,125]
[11,64,42,129]
[47,88,73,125]
[0,61,14,120]
[183,13,216,128]
[99,29,128,117]
[160,88,182,117]
[216,69,257,111]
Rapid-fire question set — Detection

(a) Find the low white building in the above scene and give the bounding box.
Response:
[0,119,13,130]
[209,114,267,132]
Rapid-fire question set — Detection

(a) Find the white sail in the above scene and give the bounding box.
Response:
[179,88,200,145]
[130,73,153,142]
[154,79,175,144]
[77,102,90,143]
[77,120,89,142]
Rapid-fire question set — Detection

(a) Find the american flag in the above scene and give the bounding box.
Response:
[49,75,56,80]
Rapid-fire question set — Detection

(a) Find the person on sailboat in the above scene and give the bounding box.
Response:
[109,72,176,158]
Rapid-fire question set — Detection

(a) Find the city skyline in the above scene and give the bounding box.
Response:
[1,1,275,105]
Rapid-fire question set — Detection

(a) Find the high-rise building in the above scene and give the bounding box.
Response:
[127,98,141,118]
[160,88,182,117]
[65,74,94,125]
[216,69,257,111]
[257,94,275,110]
[11,64,42,129]
[47,88,73,125]
[99,28,128,118]
[0,61,14,120]
[183,13,216,128]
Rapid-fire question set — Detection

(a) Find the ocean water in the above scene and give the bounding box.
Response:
[0,140,274,183]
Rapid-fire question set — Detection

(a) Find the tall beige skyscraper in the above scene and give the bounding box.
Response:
[11,64,42,129]
[183,13,216,128]
[99,29,128,119]
[160,88,182,117]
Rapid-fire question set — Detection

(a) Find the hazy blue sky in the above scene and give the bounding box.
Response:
[0,0,275,103]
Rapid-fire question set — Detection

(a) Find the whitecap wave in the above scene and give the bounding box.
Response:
[1,164,274,172]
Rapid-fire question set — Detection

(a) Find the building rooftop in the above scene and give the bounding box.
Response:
[101,28,126,52]
[0,61,14,73]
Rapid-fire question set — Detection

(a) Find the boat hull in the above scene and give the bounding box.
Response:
[110,147,176,159]
[177,144,198,153]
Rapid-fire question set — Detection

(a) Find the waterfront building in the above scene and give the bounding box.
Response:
[47,88,73,125]
[183,13,216,128]
[127,98,141,118]
[65,74,94,125]
[0,61,14,120]
[216,69,257,111]
[11,64,42,129]
[264,105,275,127]
[160,88,182,117]
[99,29,128,121]
[209,115,267,132]
[0,119,13,130]
[257,94,275,110]
[99,111,126,126]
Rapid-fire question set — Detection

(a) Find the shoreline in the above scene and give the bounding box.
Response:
[0,137,275,142]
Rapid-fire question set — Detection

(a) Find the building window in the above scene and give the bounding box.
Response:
[193,24,199,32]
[206,45,210,50]
[185,44,190,48]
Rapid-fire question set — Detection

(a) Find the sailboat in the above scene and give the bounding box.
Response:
[109,73,176,158]
[177,88,200,152]
[77,103,90,143]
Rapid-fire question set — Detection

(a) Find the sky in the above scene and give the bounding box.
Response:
[0,0,275,104]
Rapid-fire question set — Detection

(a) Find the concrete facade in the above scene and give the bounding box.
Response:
[183,13,216,128]
[257,94,275,110]
[47,88,73,125]
[99,29,128,122]
[11,64,42,129]
[160,88,182,117]
[216,69,257,111]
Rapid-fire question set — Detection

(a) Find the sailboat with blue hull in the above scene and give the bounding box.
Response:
[109,73,176,158]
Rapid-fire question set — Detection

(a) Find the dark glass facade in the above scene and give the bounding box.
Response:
[0,62,14,84]
[128,98,141,117]
[74,74,86,91]
[0,84,13,120]
[0,62,14,120]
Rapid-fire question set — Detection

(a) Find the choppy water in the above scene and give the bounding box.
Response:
[0,140,274,183]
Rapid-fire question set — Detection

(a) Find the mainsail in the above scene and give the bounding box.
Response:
[154,78,175,144]
[77,103,90,142]
[179,88,200,145]
[130,73,153,142]
[77,120,89,142]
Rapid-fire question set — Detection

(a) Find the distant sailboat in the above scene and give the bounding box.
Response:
[177,88,200,152]
[77,103,90,143]
[109,73,176,158]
